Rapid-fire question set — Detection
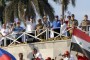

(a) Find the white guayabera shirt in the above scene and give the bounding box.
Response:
[34,52,43,60]
[26,21,35,33]
[0,28,10,45]
[0,28,9,36]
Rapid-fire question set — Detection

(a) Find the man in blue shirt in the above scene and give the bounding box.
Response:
[52,16,61,37]
[13,22,24,43]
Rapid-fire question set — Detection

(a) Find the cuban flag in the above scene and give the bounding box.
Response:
[71,28,90,59]
[0,48,16,60]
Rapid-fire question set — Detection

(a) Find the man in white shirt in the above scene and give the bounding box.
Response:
[25,17,36,42]
[1,24,9,36]
[0,24,10,46]
[26,18,35,33]
[32,48,43,60]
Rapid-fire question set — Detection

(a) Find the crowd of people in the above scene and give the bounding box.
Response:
[0,14,90,46]
[18,49,89,60]
[0,14,89,59]
[60,51,89,60]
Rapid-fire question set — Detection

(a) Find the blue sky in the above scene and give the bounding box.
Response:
[48,0,90,23]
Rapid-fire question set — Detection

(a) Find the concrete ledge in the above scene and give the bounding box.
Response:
[3,40,71,48]
[2,40,71,60]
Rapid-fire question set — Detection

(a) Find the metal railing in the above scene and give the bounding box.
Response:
[0,25,90,47]
[0,27,63,47]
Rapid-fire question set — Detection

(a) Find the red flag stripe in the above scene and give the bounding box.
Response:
[72,28,90,42]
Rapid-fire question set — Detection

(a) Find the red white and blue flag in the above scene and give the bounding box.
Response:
[0,48,16,60]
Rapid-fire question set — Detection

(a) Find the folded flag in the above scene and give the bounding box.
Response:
[0,48,16,60]
[71,28,90,59]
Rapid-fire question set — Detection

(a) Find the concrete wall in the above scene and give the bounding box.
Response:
[2,40,71,60]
